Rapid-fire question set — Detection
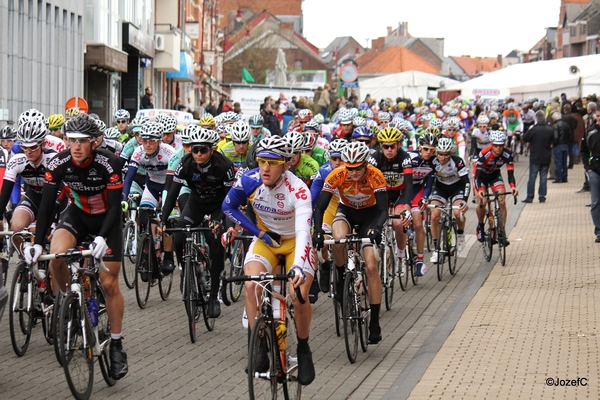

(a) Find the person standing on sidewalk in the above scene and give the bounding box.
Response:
[551,112,572,183]
[578,102,597,193]
[581,108,600,243]
[523,111,554,203]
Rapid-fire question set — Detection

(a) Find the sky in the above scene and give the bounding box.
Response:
[303,0,561,58]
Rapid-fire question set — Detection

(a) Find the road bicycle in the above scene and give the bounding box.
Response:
[121,193,140,289]
[381,213,399,310]
[480,191,516,266]
[323,233,373,364]
[220,266,305,400]
[225,233,254,303]
[428,203,463,281]
[165,223,215,343]
[42,247,115,400]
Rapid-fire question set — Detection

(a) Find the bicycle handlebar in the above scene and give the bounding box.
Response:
[220,270,305,307]
[33,248,109,279]
[322,238,373,245]
[479,191,518,207]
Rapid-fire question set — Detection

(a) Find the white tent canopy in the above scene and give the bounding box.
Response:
[444,54,600,101]
[358,71,459,101]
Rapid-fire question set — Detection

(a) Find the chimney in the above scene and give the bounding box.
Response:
[398,22,408,37]
[387,26,392,36]
[497,54,503,67]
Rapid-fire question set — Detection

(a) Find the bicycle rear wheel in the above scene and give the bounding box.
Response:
[282,310,301,400]
[135,236,152,309]
[96,300,116,387]
[59,292,94,400]
[158,252,173,301]
[448,224,458,275]
[483,218,493,262]
[230,240,245,302]
[198,251,215,332]
[53,291,65,366]
[333,272,342,337]
[381,245,395,310]
[359,270,370,353]
[121,220,136,289]
[407,240,419,286]
[425,212,433,252]
[9,262,33,357]
[497,213,506,266]
[342,271,359,363]
[248,316,277,400]
[184,256,199,343]
[436,224,446,281]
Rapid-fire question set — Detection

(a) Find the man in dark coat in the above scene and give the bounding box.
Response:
[523,111,555,203]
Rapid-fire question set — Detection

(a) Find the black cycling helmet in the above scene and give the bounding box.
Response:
[1,126,17,140]
[64,114,101,138]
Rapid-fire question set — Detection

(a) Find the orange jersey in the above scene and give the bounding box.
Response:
[323,165,387,209]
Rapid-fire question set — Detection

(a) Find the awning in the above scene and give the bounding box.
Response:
[166,52,194,82]
[84,44,128,73]
[122,22,155,58]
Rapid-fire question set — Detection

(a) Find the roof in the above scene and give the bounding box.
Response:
[563,2,591,25]
[450,56,502,78]
[356,46,439,75]
[320,37,363,64]
[573,3,600,35]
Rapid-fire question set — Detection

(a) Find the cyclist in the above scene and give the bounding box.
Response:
[220,119,250,170]
[248,114,270,145]
[65,107,80,120]
[47,114,65,139]
[443,116,467,160]
[368,127,413,268]
[302,122,329,166]
[216,111,238,151]
[121,122,176,276]
[97,126,123,156]
[285,131,319,187]
[162,124,194,214]
[25,113,128,380]
[13,109,67,155]
[288,109,313,133]
[313,142,388,344]
[159,128,234,318]
[429,137,470,264]
[470,115,491,162]
[474,131,518,245]
[120,116,149,192]
[156,114,183,151]
[310,139,347,292]
[331,109,354,141]
[407,132,438,276]
[115,109,131,143]
[352,125,376,152]
[222,136,316,386]
[378,111,391,129]
[502,103,523,150]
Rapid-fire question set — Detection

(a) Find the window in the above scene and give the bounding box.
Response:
[571,26,576,36]
[294,60,302,70]
[581,24,586,35]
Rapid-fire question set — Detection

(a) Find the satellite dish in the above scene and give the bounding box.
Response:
[570,65,580,74]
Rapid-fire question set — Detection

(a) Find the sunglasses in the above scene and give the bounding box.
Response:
[67,138,91,145]
[256,157,286,167]
[49,127,62,131]
[356,139,371,144]
[381,143,397,150]
[346,163,366,172]
[22,144,41,151]
[250,126,262,130]
[446,128,458,132]
[233,140,249,145]
[191,146,211,154]
[117,119,128,124]
[421,147,435,153]
[141,138,160,143]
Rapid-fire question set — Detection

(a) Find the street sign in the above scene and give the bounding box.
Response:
[340,81,359,88]
[339,63,359,83]
[65,97,89,113]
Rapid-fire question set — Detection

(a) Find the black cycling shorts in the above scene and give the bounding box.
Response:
[333,204,380,242]
[430,181,467,205]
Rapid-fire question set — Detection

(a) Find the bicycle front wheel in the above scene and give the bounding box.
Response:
[135,235,152,309]
[282,310,301,400]
[359,270,370,353]
[184,256,199,343]
[333,271,342,337]
[9,262,33,357]
[198,251,215,332]
[380,245,394,310]
[343,271,359,363]
[96,299,116,387]
[436,223,446,281]
[158,252,174,301]
[229,240,245,302]
[59,292,94,400]
[497,213,506,266]
[248,316,277,400]
[448,224,458,275]
[121,220,136,289]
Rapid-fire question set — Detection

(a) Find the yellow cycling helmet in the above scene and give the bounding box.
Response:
[48,114,65,130]
[378,127,402,143]
[65,107,80,118]
[199,114,216,127]
[426,127,441,138]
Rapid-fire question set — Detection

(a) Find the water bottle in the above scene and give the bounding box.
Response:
[154,236,161,260]
[275,320,287,351]
[356,271,363,294]
[88,299,99,327]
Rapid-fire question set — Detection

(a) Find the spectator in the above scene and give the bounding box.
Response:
[562,104,578,169]
[317,83,331,119]
[578,101,597,193]
[278,92,288,104]
[173,97,183,110]
[291,96,299,108]
[205,98,217,116]
[571,103,585,166]
[282,102,295,133]
[313,87,322,114]
[581,108,600,242]
[297,97,308,110]
[233,102,242,115]
[187,98,194,113]
[222,98,234,112]
[216,98,225,114]
[560,93,572,114]
[523,110,554,203]
[261,102,281,136]
[142,87,154,109]
[551,111,573,183]
[260,96,273,112]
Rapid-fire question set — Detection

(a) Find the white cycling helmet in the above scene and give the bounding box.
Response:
[104,127,120,140]
[328,139,348,157]
[489,130,507,145]
[341,141,370,165]
[257,136,293,159]
[181,124,200,144]
[285,131,306,153]
[436,137,455,153]
[140,122,164,140]
[338,109,353,124]
[312,114,325,124]
[352,116,367,127]
[18,119,47,145]
[477,115,490,125]
[115,109,130,120]
[190,127,218,146]
[230,120,250,142]
[18,109,46,127]
[156,114,177,133]
[378,111,391,122]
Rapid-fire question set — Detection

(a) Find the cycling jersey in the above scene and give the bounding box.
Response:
[322,165,387,209]
[443,130,467,160]
[1,151,54,196]
[162,147,191,202]
[122,143,175,199]
[470,128,491,157]
[222,169,313,272]
[310,161,339,232]
[315,136,329,151]
[502,110,523,133]
[369,148,413,204]
[163,134,183,151]
[432,155,469,186]
[35,148,123,245]
[474,145,516,191]
[120,137,147,176]
[309,147,329,166]
[407,151,435,194]
[11,135,66,155]
[292,154,319,186]
[98,138,123,156]
[249,127,270,146]
[219,141,247,169]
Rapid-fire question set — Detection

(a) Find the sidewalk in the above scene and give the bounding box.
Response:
[407,170,600,398]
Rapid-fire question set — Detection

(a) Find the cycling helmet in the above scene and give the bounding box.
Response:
[139,122,164,141]
[131,116,150,133]
[365,109,374,119]
[378,127,402,143]
[419,132,439,147]
[507,103,515,110]
[446,116,461,128]
[65,107,80,118]
[489,130,507,145]
[357,110,368,118]
[18,109,46,127]
[352,126,374,139]
[115,109,130,120]
[448,108,459,117]
[350,108,359,117]
[420,114,431,122]
[489,111,499,120]
[303,121,320,132]
[328,139,347,157]
[199,114,216,127]
[18,120,47,145]
[156,114,177,133]
[181,124,199,144]
[297,109,313,123]
[378,111,391,122]
[427,127,442,138]
[1,126,17,140]
[104,127,121,140]
[220,111,238,124]
[302,131,317,150]
[48,114,65,130]
[477,115,490,125]
[341,142,370,165]
[64,114,102,138]
[436,137,455,153]
[257,136,293,159]
[285,131,306,153]
[312,114,325,125]
[94,119,107,132]
[189,127,218,146]
[338,109,353,124]
[88,113,100,120]
[248,114,264,128]
[352,116,367,127]
[229,120,250,142]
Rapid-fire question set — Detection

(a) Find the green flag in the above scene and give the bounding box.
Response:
[242,67,255,83]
